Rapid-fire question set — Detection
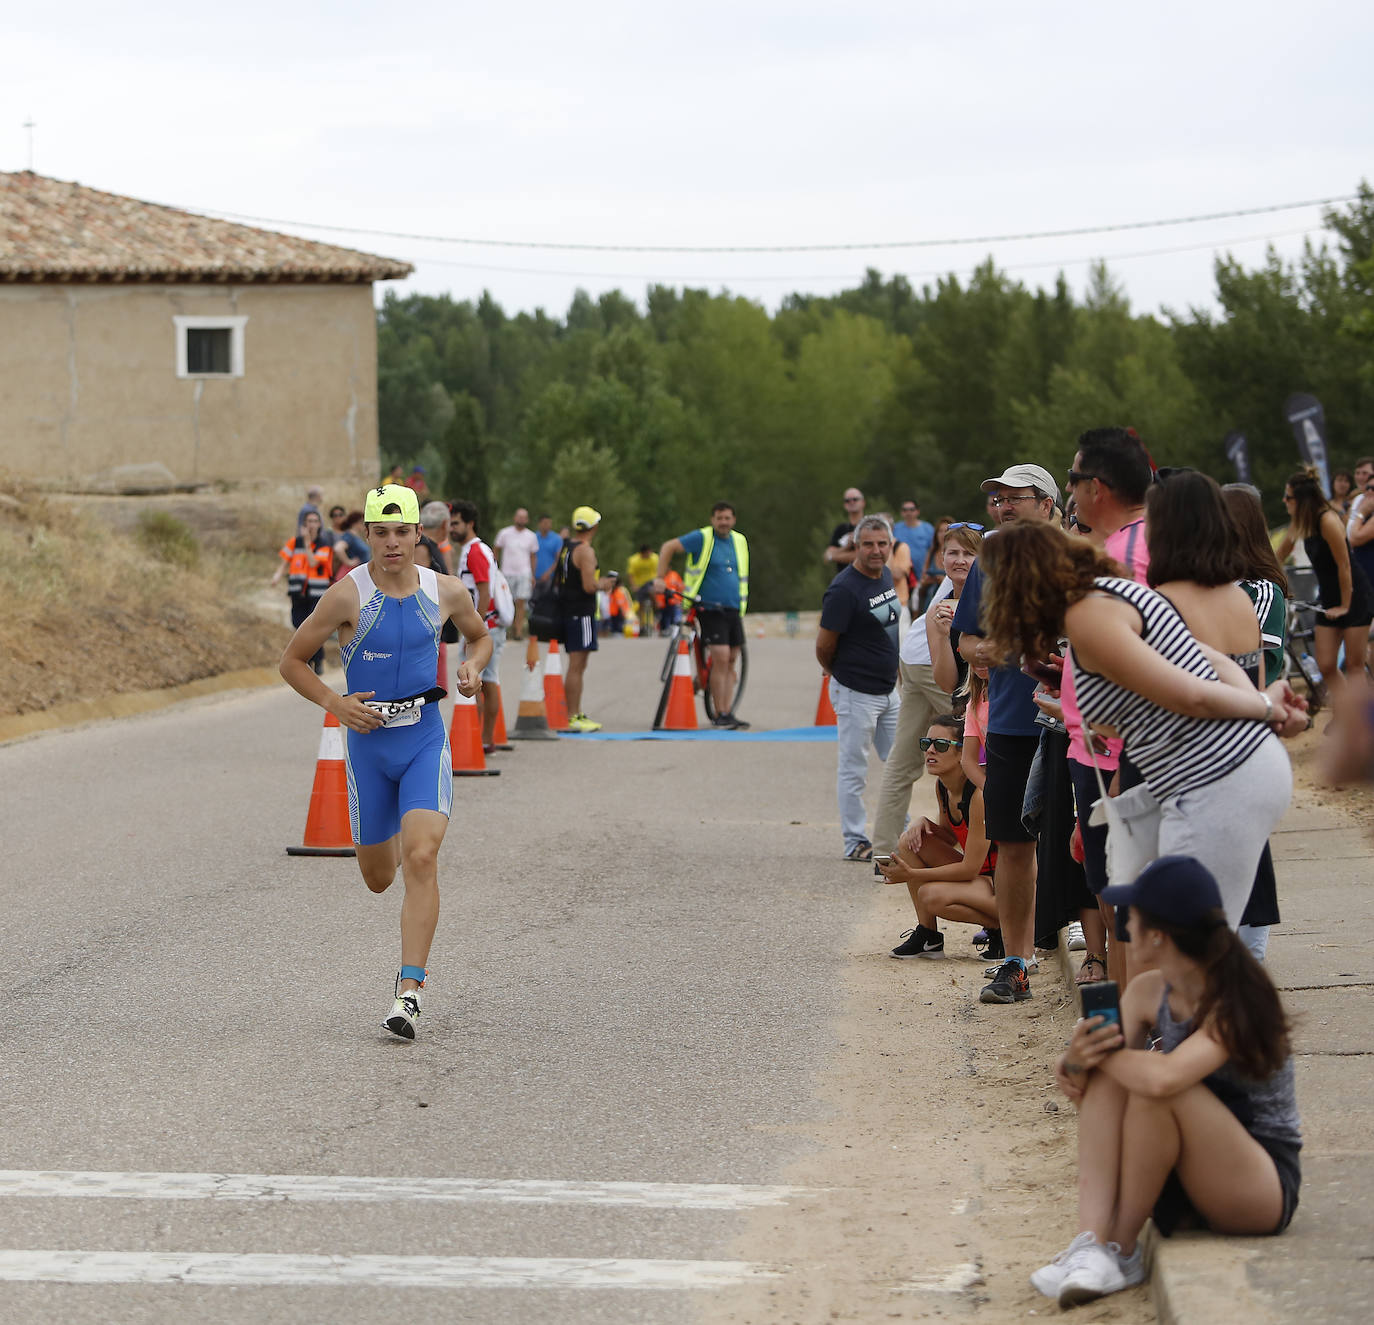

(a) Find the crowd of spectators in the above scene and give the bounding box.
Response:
[815,431,1358,1305]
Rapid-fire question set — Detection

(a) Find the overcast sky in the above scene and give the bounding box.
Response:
[5,0,1370,320]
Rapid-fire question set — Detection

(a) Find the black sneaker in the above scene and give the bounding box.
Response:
[891,925,944,959]
[711,714,736,728]
[725,714,751,730]
[974,927,1005,961]
[980,958,1032,1004]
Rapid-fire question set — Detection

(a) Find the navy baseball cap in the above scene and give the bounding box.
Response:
[1100,855,1225,927]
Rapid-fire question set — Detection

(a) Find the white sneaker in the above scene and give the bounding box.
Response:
[1029,1230,1096,1297]
[1066,920,1086,951]
[383,988,421,1040]
[1058,1237,1145,1306]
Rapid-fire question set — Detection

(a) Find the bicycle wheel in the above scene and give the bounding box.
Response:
[652,670,673,729]
[695,631,716,722]
[732,639,749,714]
[659,626,682,685]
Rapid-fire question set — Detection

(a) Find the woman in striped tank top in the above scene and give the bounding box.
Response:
[978,522,1307,928]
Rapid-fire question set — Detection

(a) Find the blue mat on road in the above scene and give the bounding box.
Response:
[560,725,836,742]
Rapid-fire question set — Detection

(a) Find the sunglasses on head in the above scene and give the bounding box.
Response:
[946,521,984,533]
[919,736,963,752]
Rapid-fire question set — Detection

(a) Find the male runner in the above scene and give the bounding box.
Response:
[280,483,491,1039]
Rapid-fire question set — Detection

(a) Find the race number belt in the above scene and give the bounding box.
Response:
[364,686,446,728]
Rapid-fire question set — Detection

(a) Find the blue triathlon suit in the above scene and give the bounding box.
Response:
[340,564,453,845]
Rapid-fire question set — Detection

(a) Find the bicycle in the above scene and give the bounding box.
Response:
[1283,597,1329,715]
[652,591,749,728]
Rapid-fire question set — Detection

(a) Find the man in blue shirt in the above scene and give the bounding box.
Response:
[952,462,1058,1006]
[533,513,564,584]
[816,516,901,859]
[656,502,751,728]
[893,498,935,579]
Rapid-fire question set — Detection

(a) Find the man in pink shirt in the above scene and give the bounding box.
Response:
[1056,428,1154,984]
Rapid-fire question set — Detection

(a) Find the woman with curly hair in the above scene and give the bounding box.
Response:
[1276,467,1373,697]
[978,521,1305,927]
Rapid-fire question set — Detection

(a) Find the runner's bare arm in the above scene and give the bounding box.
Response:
[441,577,491,697]
[279,578,384,733]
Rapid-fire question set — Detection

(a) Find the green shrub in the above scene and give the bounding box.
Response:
[136,510,200,570]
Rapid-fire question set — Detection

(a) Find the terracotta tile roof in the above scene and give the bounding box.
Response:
[0,172,413,283]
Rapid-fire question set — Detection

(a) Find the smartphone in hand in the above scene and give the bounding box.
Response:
[873,854,895,877]
[1079,979,1121,1040]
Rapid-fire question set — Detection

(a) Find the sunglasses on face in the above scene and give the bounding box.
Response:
[946,521,984,533]
[919,737,963,752]
[1065,470,1103,488]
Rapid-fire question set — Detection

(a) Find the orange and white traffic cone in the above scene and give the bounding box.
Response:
[543,640,570,732]
[286,712,356,856]
[449,688,501,777]
[510,653,557,740]
[660,636,700,730]
[490,681,513,751]
[815,675,837,726]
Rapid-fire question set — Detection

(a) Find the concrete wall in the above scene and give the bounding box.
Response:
[0,283,382,486]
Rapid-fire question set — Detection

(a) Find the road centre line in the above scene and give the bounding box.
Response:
[0,1251,780,1289]
[0,1170,812,1210]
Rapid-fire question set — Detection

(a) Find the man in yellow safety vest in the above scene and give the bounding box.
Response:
[655,501,751,729]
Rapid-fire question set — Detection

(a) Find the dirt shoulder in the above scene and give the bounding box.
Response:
[0,488,299,719]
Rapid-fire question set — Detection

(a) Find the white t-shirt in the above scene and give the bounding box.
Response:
[494,525,539,577]
[899,576,954,666]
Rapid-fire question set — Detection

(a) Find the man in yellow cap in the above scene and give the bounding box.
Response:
[279,483,491,1039]
[556,505,617,731]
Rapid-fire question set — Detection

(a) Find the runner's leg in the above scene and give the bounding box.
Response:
[396,809,447,992]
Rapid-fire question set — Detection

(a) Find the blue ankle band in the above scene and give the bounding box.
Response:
[400,965,428,985]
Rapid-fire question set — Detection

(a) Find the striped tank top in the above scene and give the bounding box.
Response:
[1072,577,1271,802]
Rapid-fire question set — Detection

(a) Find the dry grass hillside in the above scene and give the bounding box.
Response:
[0,479,308,717]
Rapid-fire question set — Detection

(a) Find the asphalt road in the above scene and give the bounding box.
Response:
[0,632,865,1323]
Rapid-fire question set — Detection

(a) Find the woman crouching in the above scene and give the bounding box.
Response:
[877,715,998,957]
[1034,855,1300,1307]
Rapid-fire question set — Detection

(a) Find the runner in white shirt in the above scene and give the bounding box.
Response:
[493,508,540,639]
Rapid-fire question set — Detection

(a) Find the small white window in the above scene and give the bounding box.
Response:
[174,315,247,378]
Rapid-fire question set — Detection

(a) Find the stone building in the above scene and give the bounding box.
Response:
[0,172,411,489]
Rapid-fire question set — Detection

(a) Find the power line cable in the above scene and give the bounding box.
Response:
[187,194,1357,255]
[380,223,1325,285]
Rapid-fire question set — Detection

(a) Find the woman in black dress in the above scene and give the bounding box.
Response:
[1277,468,1372,697]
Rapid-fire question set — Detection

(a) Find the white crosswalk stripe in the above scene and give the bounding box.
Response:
[0,1169,812,1210]
[0,1251,780,1290]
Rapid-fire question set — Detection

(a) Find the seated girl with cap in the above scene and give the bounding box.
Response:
[877,714,998,958]
[1032,854,1302,1308]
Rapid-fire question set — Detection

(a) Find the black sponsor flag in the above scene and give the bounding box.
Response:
[1223,430,1253,485]
[1284,392,1332,496]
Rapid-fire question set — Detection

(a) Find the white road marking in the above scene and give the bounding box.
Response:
[0,1170,810,1211]
[0,1251,780,1289]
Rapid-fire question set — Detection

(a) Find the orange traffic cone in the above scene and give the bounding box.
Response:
[510,653,557,740]
[815,675,837,726]
[490,681,513,751]
[286,712,356,856]
[543,640,570,732]
[660,636,700,730]
[449,687,501,777]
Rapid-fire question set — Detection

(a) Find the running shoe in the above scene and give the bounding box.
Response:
[973,927,1004,962]
[723,714,751,730]
[1057,1237,1145,1306]
[384,988,422,1040]
[567,713,603,732]
[985,953,1038,978]
[979,958,1032,1003]
[1066,920,1086,951]
[1030,1231,1097,1297]
[890,925,945,959]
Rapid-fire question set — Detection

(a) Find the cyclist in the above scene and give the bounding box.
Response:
[655,502,751,729]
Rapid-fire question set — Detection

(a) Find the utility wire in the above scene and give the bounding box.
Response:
[188,195,1357,256]
[381,223,1324,285]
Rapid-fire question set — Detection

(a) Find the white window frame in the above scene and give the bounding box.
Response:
[174,315,247,379]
